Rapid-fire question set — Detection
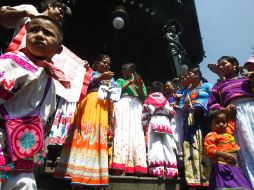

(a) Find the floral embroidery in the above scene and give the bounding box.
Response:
[20,132,36,151]
[222,133,235,143]
[16,128,40,154]
[1,78,15,91]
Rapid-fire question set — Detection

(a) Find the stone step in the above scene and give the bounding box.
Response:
[36,173,188,190]
[36,160,188,190]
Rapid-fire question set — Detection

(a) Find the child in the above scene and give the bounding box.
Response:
[0,15,63,190]
[164,80,182,107]
[179,68,212,187]
[242,55,254,93]
[142,81,178,178]
[208,56,254,187]
[204,110,253,190]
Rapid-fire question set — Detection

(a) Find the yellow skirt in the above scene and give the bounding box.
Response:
[55,92,109,186]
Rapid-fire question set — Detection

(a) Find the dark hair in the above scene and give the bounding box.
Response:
[188,67,208,83]
[150,81,164,93]
[40,0,71,17]
[92,54,111,70]
[122,63,138,76]
[165,80,177,90]
[207,110,226,126]
[188,68,201,80]
[29,15,63,43]
[218,56,240,75]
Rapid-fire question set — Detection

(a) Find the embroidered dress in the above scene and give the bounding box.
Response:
[48,98,76,145]
[54,71,116,186]
[179,82,212,187]
[111,78,147,173]
[142,92,178,178]
[204,120,253,190]
[208,78,254,187]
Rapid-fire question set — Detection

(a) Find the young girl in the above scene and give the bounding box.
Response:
[55,54,116,187]
[111,63,147,175]
[208,56,254,187]
[142,81,178,178]
[204,110,253,190]
[179,68,212,188]
[164,80,182,107]
[164,78,185,174]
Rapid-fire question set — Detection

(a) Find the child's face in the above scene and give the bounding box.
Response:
[96,57,110,73]
[179,74,188,87]
[211,113,227,133]
[244,62,254,72]
[164,82,174,93]
[218,59,237,78]
[26,18,62,60]
[187,71,199,84]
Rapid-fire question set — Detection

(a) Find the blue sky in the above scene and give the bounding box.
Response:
[194,0,254,84]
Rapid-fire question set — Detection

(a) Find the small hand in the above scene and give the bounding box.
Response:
[247,71,254,81]
[127,74,135,85]
[224,104,236,118]
[183,99,190,110]
[101,71,114,80]
[134,76,143,87]
[83,60,90,68]
[221,152,237,165]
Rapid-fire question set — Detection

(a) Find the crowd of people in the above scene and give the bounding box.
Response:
[0,1,254,190]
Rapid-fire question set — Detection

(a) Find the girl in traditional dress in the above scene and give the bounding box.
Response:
[54,54,115,187]
[164,76,188,177]
[204,110,253,190]
[142,81,178,178]
[208,56,254,188]
[164,80,182,107]
[111,63,147,175]
[179,68,212,188]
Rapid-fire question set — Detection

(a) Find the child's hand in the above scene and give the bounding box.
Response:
[134,76,143,88]
[83,60,90,68]
[183,99,190,110]
[219,152,237,165]
[224,104,236,118]
[247,71,254,79]
[127,74,135,85]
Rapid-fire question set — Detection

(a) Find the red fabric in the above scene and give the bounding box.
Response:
[35,59,70,88]
[5,23,29,53]
[144,92,167,109]
[20,48,71,88]
[78,67,93,102]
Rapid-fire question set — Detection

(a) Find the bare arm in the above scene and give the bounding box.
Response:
[0,5,38,28]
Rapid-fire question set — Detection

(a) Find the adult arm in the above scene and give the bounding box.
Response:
[0,5,38,28]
